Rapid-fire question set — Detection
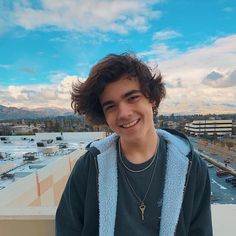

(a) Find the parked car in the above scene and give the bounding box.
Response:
[216,169,229,177]
[224,159,231,164]
[225,177,236,183]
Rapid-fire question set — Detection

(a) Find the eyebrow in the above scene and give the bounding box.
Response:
[101,89,141,109]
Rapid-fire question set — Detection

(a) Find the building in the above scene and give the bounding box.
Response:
[185,119,233,136]
[0,132,106,205]
[11,125,35,135]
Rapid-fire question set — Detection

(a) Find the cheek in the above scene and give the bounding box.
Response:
[141,103,153,114]
[144,106,154,120]
[104,113,115,126]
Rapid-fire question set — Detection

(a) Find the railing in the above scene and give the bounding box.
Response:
[0,205,236,236]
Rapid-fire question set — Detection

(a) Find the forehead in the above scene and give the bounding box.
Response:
[99,77,141,103]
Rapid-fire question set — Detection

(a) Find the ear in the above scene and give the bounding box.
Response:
[151,101,156,107]
[151,102,158,115]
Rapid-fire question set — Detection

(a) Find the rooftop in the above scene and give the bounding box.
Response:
[0,132,105,190]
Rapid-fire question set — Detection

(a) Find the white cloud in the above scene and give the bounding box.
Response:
[6,0,161,33]
[0,75,82,109]
[139,43,180,61]
[145,34,236,114]
[152,30,182,41]
[202,70,236,88]
[57,75,79,95]
[48,71,68,84]
[0,1,14,34]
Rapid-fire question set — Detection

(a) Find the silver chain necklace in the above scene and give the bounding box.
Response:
[118,140,159,221]
[118,140,158,173]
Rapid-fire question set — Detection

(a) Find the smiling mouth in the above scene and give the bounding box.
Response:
[120,119,140,128]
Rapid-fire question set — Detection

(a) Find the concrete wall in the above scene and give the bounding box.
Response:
[0,149,86,207]
[0,207,55,236]
[0,205,235,236]
[0,219,54,236]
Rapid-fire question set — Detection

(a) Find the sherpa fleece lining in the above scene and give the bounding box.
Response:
[91,129,190,236]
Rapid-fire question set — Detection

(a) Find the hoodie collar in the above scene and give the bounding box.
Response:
[90,129,190,236]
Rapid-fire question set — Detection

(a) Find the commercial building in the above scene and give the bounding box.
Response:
[185,119,232,136]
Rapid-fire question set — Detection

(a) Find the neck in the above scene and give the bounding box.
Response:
[120,130,159,164]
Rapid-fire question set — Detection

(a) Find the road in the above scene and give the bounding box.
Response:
[188,136,236,204]
[208,164,236,204]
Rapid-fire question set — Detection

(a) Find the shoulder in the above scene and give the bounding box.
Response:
[159,128,209,180]
[184,150,210,202]
[186,150,210,200]
[190,151,208,176]
[158,128,191,157]
[70,149,96,181]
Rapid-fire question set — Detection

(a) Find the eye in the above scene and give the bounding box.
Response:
[104,104,115,112]
[128,95,140,103]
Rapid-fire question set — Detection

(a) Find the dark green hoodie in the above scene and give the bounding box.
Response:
[56,129,212,236]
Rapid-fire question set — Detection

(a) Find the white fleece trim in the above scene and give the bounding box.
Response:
[91,130,190,236]
[92,133,117,152]
[157,129,190,156]
[92,134,118,236]
[158,130,189,236]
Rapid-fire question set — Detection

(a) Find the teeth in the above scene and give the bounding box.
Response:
[122,119,139,128]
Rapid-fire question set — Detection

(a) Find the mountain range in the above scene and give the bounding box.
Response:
[0,105,74,121]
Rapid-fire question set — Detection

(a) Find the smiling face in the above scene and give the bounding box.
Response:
[99,77,156,144]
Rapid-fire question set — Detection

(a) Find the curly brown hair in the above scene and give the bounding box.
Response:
[71,53,166,125]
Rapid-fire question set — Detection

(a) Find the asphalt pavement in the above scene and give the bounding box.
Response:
[208,164,236,204]
[189,136,236,204]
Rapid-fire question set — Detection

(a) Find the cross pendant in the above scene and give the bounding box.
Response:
[139,202,146,221]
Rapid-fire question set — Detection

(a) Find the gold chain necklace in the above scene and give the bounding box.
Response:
[118,140,158,173]
[118,140,159,221]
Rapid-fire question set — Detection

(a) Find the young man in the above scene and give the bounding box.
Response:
[56,53,212,236]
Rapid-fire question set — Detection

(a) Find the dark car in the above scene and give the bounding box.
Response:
[224,159,231,164]
[216,169,229,177]
[225,177,236,183]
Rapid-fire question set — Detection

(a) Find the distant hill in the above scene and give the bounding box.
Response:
[0,105,74,121]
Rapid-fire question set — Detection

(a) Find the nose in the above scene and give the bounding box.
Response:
[117,102,132,120]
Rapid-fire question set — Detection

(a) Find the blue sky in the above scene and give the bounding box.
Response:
[0,0,236,114]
